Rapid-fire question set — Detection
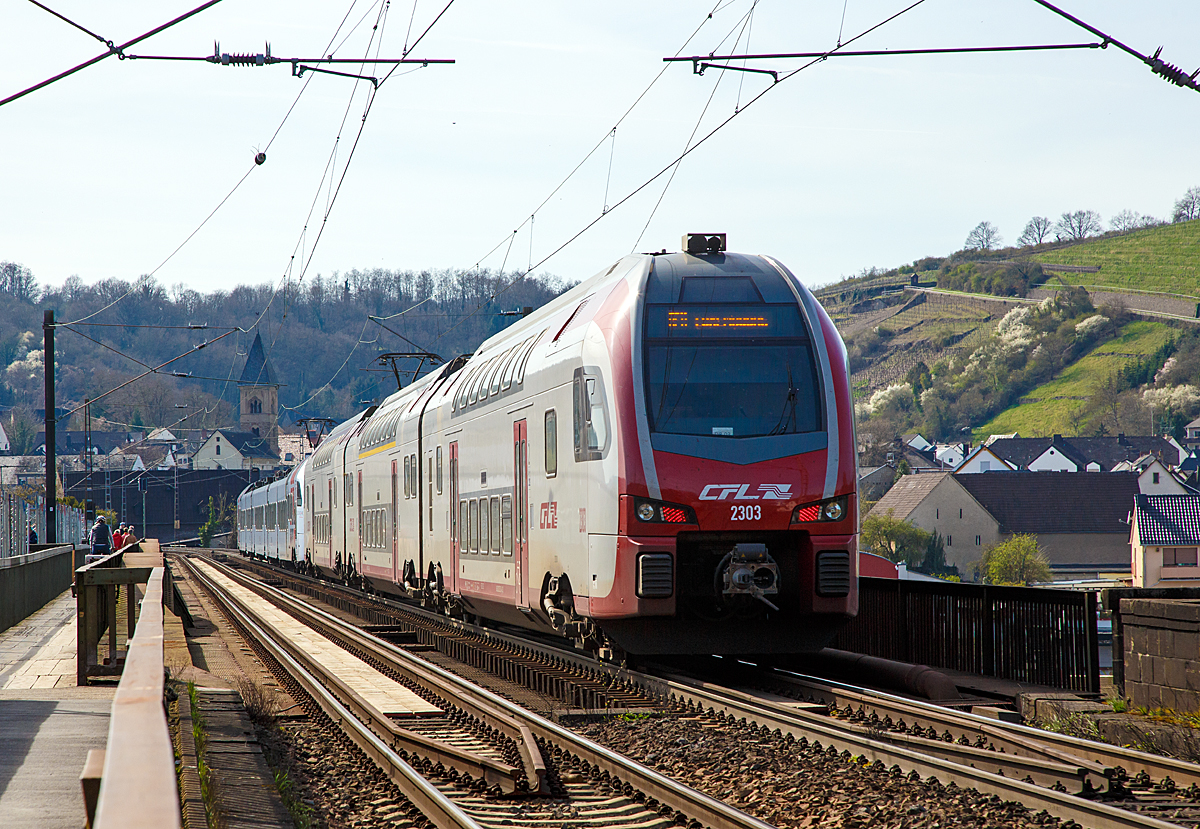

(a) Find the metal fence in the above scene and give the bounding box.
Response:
[0,490,85,559]
[833,577,1100,694]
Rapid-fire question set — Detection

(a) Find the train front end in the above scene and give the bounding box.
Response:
[597,238,858,655]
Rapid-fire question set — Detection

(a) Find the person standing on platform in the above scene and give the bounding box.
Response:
[87,516,112,564]
[123,525,139,547]
[27,526,37,546]
[112,524,126,550]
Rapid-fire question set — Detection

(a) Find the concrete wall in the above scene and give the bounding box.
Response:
[1121,598,1200,713]
[0,545,75,633]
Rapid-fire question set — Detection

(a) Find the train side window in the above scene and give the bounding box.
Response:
[544,410,557,477]
[403,456,411,498]
[477,357,498,401]
[459,501,468,554]
[469,499,480,552]
[469,360,488,405]
[499,345,521,391]
[490,497,501,554]
[436,446,443,495]
[573,367,610,461]
[479,497,490,555]
[501,496,512,555]
[457,366,480,410]
[515,334,541,385]
[296,488,302,507]
[410,453,418,498]
[489,349,511,395]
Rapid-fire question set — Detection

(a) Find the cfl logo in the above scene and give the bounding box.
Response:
[699,483,793,501]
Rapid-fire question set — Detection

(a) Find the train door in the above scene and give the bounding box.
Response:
[513,420,529,610]
[357,470,364,578]
[391,460,399,584]
[328,479,334,571]
[449,442,458,585]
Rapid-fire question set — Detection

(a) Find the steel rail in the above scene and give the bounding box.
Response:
[760,668,1200,790]
[203,556,781,829]
[181,559,485,829]
[186,558,524,792]
[213,557,1197,826]
[633,669,1183,829]
[188,555,547,793]
[719,666,1114,782]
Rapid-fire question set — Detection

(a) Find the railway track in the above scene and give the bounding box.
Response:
[177,553,778,829]
[201,552,1200,828]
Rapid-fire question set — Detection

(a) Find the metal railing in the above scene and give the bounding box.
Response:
[75,548,154,685]
[0,489,86,558]
[833,577,1100,693]
[88,566,181,829]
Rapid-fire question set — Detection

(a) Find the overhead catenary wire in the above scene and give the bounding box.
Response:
[25,0,110,47]
[436,0,932,342]
[0,0,227,108]
[56,329,237,421]
[632,2,761,252]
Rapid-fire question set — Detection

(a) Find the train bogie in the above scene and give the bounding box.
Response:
[239,239,859,656]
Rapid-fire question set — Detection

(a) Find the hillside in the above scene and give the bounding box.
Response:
[1034,219,1200,297]
[0,262,571,449]
[828,219,1200,456]
[975,320,1174,439]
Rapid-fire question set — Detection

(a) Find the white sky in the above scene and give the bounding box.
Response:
[2,0,1198,302]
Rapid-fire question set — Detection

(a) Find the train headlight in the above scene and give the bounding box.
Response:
[791,495,850,524]
[633,497,697,524]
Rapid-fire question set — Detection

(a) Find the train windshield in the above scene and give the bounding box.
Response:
[644,302,821,438]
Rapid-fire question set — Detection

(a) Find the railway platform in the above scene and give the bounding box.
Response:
[0,587,114,828]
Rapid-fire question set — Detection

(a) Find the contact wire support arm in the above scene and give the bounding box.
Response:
[670,41,1105,80]
[1028,0,1200,91]
[126,42,454,84]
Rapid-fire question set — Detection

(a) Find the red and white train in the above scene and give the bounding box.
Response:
[238,234,858,656]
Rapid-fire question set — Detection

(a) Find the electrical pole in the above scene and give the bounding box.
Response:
[43,310,55,544]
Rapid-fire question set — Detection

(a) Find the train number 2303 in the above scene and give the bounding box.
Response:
[730,505,761,521]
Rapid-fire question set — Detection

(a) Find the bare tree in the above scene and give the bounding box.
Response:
[1016,216,1053,247]
[1173,186,1200,223]
[1054,210,1103,242]
[0,262,38,302]
[1109,209,1145,233]
[964,221,1002,251]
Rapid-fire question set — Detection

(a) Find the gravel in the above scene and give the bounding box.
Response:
[574,714,1066,829]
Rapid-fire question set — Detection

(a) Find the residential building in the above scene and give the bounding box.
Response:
[954,471,1139,577]
[866,471,1000,574]
[1130,494,1200,588]
[1184,416,1200,450]
[868,470,1141,578]
[859,465,897,502]
[957,444,1016,474]
[192,430,279,471]
[984,434,1185,472]
[277,432,314,466]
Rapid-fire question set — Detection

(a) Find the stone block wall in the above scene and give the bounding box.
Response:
[1121,598,1200,713]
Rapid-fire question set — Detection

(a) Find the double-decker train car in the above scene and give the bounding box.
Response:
[236,462,306,567]
[240,235,858,656]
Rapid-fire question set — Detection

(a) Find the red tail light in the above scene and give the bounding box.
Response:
[793,504,821,523]
[660,506,688,523]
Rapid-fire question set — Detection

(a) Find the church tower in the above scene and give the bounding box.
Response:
[238,332,281,453]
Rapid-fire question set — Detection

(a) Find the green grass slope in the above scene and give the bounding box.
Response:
[1035,219,1200,297]
[975,320,1173,439]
